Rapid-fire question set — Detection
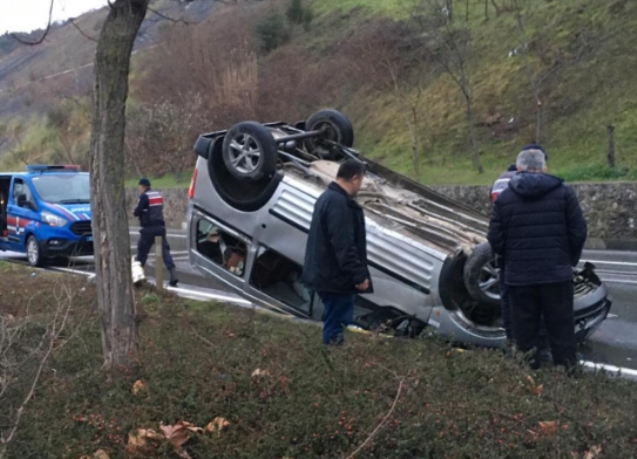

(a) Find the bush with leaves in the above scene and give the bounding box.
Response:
[255,7,290,53]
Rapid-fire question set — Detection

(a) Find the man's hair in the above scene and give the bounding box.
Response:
[336,159,366,180]
[516,149,546,172]
[521,143,548,161]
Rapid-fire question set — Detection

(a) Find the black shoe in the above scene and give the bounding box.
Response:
[168,268,179,287]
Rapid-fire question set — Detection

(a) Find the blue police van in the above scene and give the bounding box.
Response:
[0,165,92,267]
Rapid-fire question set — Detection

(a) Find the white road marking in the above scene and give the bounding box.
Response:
[580,361,637,378]
[166,286,252,305]
[582,259,637,267]
[129,231,187,239]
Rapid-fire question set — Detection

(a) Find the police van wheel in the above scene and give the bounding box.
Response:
[26,236,45,268]
[222,122,278,181]
[463,243,501,306]
[304,109,354,159]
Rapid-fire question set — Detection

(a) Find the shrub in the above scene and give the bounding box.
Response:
[287,0,304,24]
[255,8,291,53]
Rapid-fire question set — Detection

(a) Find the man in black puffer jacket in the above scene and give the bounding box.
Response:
[303,159,373,345]
[488,148,587,369]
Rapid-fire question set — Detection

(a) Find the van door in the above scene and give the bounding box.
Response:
[0,175,12,251]
[247,244,321,320]
[190,215,251,293]
[6,177,39,253]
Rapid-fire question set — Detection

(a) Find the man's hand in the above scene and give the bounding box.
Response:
[355,279,369,292]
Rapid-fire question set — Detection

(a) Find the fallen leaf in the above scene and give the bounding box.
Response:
[93,450,110,459]
[528,384,544,396]
[538,421,557,437]
[584,445,602,459]
[205,417,230,435]
[131,379,145,395]
[127,428,163,452]
[252,368,270,378]
[159,420,203,458]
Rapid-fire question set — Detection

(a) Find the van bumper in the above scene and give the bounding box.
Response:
[40,235,94,258]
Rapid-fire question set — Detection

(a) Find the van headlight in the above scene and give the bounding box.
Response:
[41,211,68,227]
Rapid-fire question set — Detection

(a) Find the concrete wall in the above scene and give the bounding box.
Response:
[126,182,637,248]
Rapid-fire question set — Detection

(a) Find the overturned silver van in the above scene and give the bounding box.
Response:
[186,110,611,347]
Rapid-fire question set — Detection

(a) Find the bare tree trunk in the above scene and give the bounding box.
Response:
[465,96,483,174]
[89,0,149,371]
[484,0,489,20]
[607,124,616,168]
[535,99,543,144]
[465,0,469,21]
[407,106,421,180]
[447,0,453,22]
[491,0,501,16]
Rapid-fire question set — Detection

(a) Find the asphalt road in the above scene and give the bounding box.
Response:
[2,229,636,374]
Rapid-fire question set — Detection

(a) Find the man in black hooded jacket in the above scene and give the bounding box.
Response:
[488,148,587,369]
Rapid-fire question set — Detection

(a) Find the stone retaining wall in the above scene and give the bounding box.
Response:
[126,182,637,247]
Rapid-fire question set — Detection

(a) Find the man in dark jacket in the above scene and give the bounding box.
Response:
[303,160,372,345]
[134,178,179,286]
[490,146,550,352]
[488,148,587,369]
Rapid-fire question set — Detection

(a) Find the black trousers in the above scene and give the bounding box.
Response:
[508,281,576,368]
[136,226,175,270]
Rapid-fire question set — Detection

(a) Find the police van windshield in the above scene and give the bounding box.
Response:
[31,173,90,204]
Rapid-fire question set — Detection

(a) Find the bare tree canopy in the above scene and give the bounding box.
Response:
[10,0,55,45]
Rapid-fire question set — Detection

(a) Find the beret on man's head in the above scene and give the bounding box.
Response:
[138,178,151,187]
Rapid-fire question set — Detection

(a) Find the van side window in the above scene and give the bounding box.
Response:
[250,247,312,314]
[13,179,33,205]
[196,219,247,277]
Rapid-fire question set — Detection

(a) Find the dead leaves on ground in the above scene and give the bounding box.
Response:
[525,375,544,396]
[131,379,145,395]
[251,368,270,378]
[571,445,603,459]
[206,417,231,435]
[78,450,110,459]
[127,418,230,458]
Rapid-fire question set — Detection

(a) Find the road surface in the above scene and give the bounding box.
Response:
[2,228,636,375]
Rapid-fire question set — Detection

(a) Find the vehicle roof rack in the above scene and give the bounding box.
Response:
[26,164,81,172]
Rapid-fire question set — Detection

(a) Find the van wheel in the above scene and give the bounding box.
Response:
[222,122,278,181]
[27,236,45,267]
[463,243,501,306]
[304,109,354,159]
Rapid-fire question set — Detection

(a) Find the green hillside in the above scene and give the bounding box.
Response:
[1,0,637,185]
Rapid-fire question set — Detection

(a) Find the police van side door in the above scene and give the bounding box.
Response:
[6,177,39,252]
[0,174,12,252]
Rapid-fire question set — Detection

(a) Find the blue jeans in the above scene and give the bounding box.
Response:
[318,293,355,345]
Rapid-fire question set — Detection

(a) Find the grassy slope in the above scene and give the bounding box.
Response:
[2,265,637,458]
[310,0,637,185]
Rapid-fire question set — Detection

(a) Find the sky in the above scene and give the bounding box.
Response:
[0,0,109,35]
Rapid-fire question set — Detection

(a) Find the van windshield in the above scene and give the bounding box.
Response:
[31,173,90,204]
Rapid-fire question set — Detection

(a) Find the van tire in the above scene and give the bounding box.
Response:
[209,136,283,212]
[463,243,501,306]
[26,236,45,267]
[222,122,278,181]
[304,110,354,158]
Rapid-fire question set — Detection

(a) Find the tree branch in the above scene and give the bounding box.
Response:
[147,5,196,25]
[69,18,99,42]
[11,0,55,45]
